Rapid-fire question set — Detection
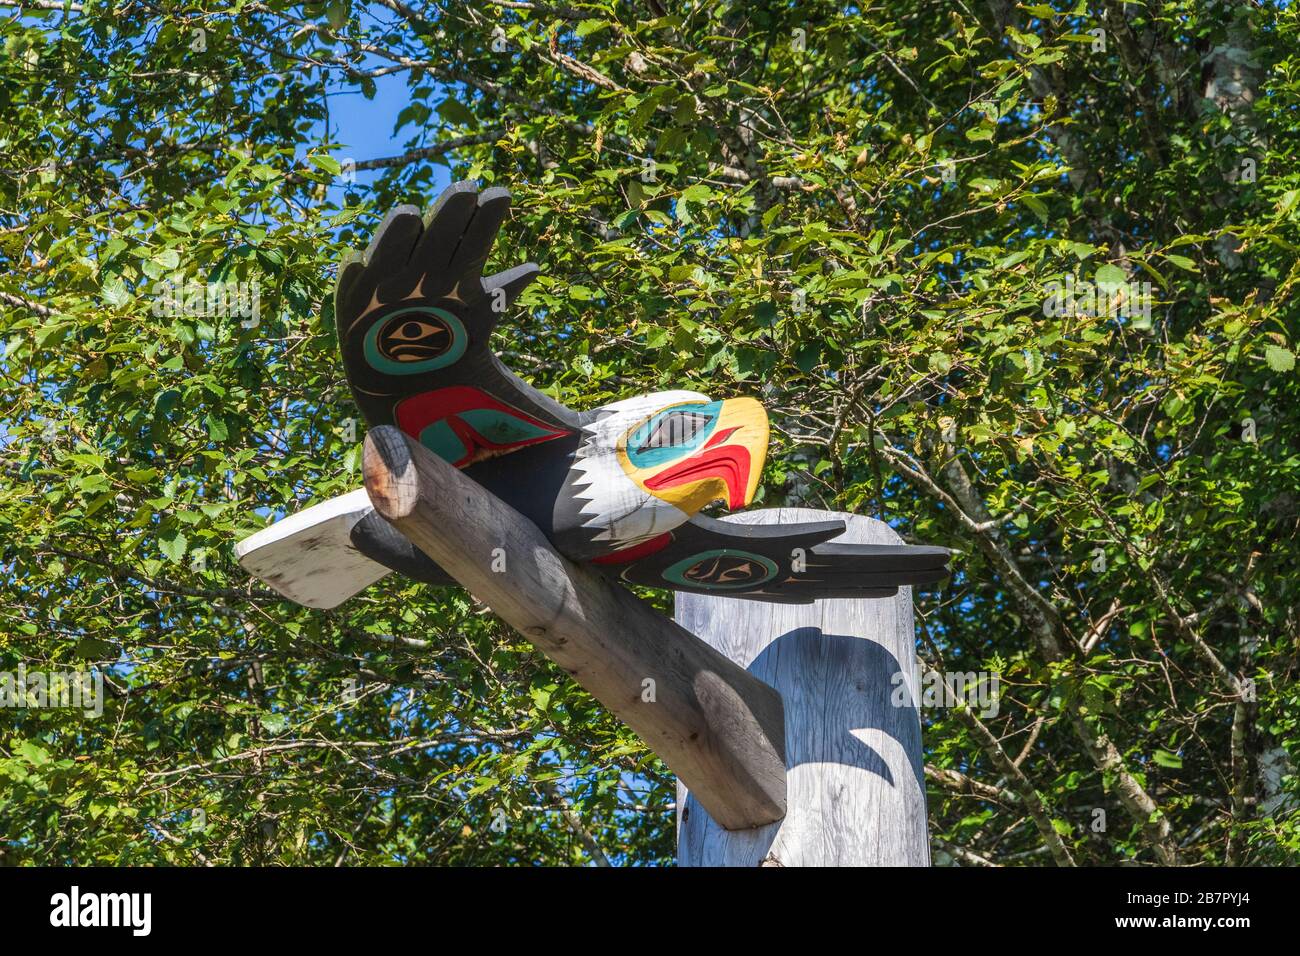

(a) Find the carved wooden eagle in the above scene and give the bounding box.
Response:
[237,182,949,607]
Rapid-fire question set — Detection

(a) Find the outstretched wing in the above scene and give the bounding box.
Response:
[595,512,950,604]
[335,181,580,469]
[238,491,948,608]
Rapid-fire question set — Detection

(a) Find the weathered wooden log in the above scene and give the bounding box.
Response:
[362,424,787,831]
[676,509,929,866]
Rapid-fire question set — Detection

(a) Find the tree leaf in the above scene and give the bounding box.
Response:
[1265,345,1295,373]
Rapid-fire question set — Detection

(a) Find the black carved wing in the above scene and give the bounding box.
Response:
[599,513,950,604]
[333,504,948,605]
[335,181,580,470]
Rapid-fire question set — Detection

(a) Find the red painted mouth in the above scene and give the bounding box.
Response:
[704,426,740,449]
[644,445,752,508]
[590,532,673,566]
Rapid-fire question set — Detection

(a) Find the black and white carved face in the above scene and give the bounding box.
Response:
[567,390,769,550]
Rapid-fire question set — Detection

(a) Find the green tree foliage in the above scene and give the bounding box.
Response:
[1,0,1296,865]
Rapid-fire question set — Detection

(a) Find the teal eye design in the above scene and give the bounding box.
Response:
[662,550,778,590]
[363,306,467,375]
[626,402,720,468]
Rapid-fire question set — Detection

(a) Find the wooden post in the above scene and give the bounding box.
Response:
[362,425,787,831]
[676,508,929,866]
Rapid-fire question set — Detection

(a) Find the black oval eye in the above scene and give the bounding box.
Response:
[637,411,712,453]
[378,313,452,362]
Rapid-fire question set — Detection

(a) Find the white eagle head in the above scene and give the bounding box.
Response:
[569,389,769,551]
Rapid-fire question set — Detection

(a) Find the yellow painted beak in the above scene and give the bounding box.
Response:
[637,397,769,516]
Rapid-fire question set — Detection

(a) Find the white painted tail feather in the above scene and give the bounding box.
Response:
[235,488,389,609]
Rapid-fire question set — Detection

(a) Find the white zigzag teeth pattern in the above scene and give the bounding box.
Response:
[571,390,709,546]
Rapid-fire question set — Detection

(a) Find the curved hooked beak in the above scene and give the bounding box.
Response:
[643,397,769,512]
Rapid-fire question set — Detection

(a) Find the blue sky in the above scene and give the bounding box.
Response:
[323,71,453,198]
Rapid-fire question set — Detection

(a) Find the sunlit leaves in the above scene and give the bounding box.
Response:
[2,0,1298,868]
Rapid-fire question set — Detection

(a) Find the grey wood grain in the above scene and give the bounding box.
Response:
[362,425,788,831]
[234,489,390,609]
[676,508,929,866]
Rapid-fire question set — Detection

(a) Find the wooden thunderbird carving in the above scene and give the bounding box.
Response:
[237,181,949,608]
